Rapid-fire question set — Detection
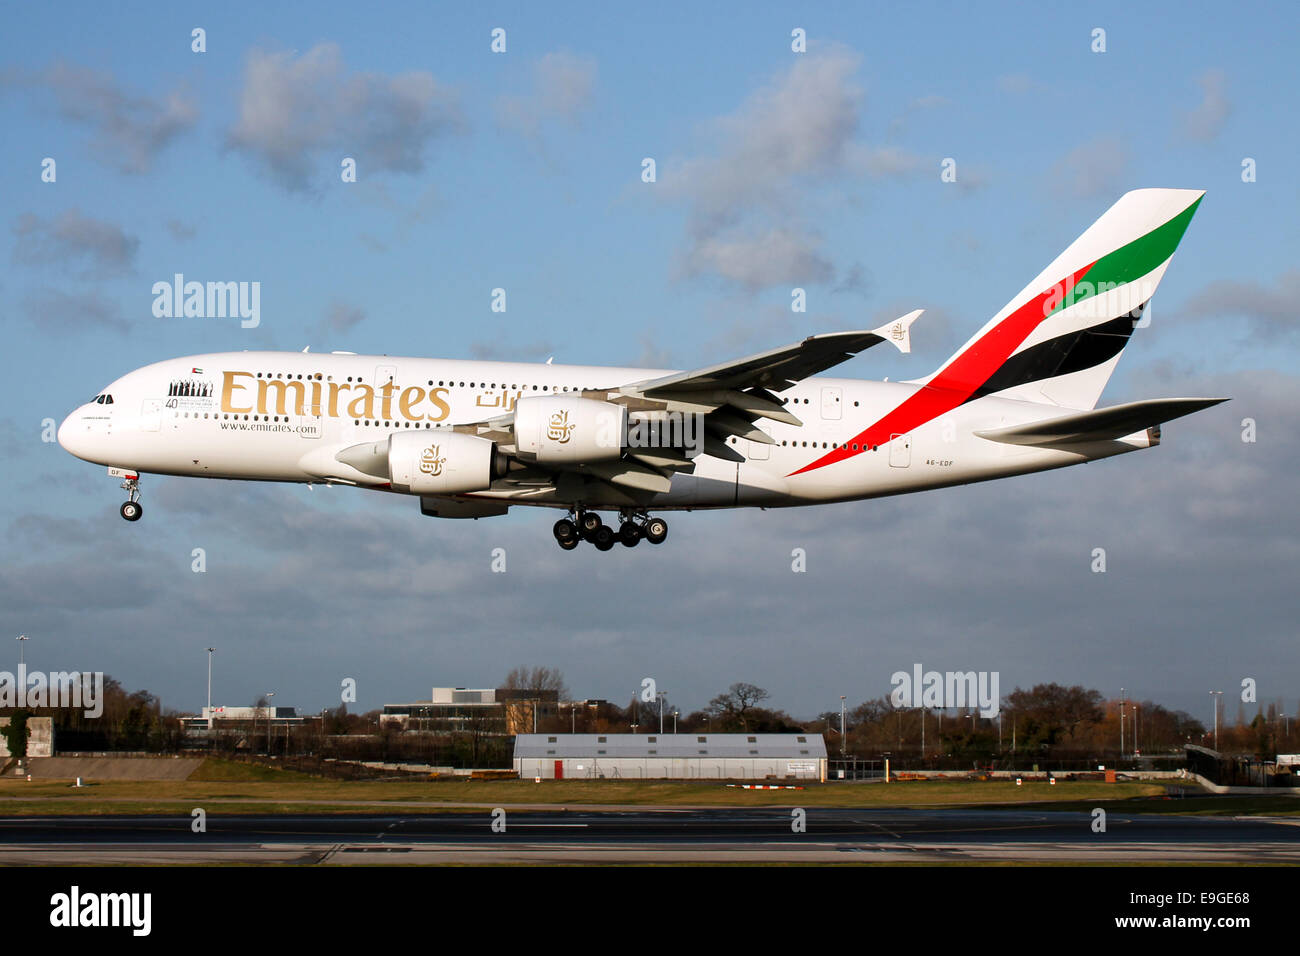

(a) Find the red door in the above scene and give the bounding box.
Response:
[554,760,563,780]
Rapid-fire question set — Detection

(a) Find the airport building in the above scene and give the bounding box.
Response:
[179,706,303,732]
[382,687,559,735]
[513,733,827,781]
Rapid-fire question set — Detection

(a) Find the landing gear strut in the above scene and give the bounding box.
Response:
[553,508,667,550]
[119,476,143,522]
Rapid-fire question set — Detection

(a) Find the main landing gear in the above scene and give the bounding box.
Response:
[119,475,143,522]
[552,509,668,551]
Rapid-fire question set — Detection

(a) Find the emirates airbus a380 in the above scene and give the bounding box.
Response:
[59,189,1225,551]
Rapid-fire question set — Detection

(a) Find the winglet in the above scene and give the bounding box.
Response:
[871,309,923,354]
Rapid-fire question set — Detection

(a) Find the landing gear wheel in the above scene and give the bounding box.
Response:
[553,518,578,544]
[120,501,143,522]
[579,511,603,536]
[558,536,579,551]
[643,517,668,544]
[618,521,642,547]
[592,525,616,551]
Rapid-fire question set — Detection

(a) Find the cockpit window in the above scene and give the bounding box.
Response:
[92,394,114,405]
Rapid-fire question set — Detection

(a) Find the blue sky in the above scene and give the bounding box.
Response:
[2,2,1297,724]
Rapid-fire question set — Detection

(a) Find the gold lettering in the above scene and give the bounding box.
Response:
[399,386,426,421]
[258,379,308,416]
[347,384,376,419]
[222,371,255,414]
[426,386,451,422]
[379,380,398,420]
[328,382,350,417]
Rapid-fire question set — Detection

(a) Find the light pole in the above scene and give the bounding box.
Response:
[16,634,28,670]
[839,696,846,757]
[1119,688,1125,759]
[1134,703,1140,757]
[1211,691,1223,751]
[672,710,678,734]
[657,692,666,734]
[205,647,215,729]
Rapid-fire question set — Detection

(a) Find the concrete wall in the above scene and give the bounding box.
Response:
[0,716,54,758]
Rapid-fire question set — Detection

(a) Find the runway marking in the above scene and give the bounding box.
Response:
[511,823,590,828]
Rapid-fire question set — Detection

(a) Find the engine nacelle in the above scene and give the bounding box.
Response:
[388,430,505,495]
[513,396,627,464]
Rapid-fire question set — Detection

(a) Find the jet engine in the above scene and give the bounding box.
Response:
[337,431,506,494]
[513,396,627,464]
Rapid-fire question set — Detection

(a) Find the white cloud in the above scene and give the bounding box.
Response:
[662,47,925,292]
[227,43,464,191]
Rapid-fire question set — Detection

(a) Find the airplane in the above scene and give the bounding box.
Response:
[59,188,1226,551]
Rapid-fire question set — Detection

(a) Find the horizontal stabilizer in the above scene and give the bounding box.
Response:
[974,397,1227,446]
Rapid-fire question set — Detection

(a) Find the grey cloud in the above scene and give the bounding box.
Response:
[1178,269,1300,338]
[165,220,196,241]
[997,73,1041,95]
[316,301,367,336]
[21,288,128,333]
[1050,135,1129,199]
[1182,69,1230,143]
[13,210,139,277]
[468,340,556,361]
[496,51,597,140]
[3,62,198,173]
[227,43,464,192]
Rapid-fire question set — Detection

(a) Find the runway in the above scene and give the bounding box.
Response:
[2,807,1297,864]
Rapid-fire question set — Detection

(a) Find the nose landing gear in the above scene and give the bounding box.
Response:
[119,475,143,521]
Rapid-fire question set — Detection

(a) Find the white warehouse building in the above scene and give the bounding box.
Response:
[513,733,827,782]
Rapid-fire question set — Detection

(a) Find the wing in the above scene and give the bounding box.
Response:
[629,310,922,395]
[973,397,1227,447]
[608,311,924,464]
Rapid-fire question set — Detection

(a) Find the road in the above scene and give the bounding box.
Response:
[1,806,1296,863]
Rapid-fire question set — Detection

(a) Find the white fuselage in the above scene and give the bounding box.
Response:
[58,351,1153,512]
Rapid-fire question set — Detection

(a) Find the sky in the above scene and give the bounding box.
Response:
[1,1,1297,726]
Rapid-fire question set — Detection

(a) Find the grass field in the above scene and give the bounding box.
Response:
[3,758,1294,817]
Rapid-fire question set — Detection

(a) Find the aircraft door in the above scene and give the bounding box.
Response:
[889,432,911,468]
[140,399,161,432]
[821,387,842,420]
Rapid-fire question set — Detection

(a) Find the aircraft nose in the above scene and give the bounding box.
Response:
[57,409,98,461]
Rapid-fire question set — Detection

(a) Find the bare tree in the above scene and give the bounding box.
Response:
[502,666,568,700]
[705,682,770,731]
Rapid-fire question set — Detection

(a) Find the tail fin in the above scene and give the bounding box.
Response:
[918,188,1204,409]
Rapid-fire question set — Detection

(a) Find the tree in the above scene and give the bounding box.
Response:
[1004,683,1104,750]
[0,710,31,761]
[502,666,568,701]
[705,682,770,731]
